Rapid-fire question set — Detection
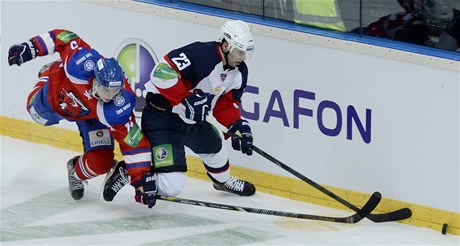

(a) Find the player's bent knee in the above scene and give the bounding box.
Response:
[157,172,186,197]
[82,149,115,175]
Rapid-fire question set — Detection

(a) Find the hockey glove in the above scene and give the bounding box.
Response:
[8,41,37,66]
[182,90,214,123]
[228,119,253,156]
[134,173,158,208]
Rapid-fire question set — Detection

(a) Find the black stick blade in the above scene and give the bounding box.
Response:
[348,191,382,223]
[367,208,412,222]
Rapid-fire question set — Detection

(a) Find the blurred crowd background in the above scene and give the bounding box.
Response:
[176,0,460,52]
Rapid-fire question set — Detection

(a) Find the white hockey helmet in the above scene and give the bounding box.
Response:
[218,20,255,60]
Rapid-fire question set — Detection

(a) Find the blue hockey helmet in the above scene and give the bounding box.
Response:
[92,57,125,102]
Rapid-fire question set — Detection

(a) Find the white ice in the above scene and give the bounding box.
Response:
[1,136,458,245]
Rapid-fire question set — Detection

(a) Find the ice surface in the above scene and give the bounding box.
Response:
[1,136,458,245]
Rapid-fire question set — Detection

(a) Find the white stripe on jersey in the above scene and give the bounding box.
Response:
[63,57,90,85]
[149,58,180,89]
[96,100,112,129]
[123,152,151,165]
[144,79,160,93]
[39,32,55,56]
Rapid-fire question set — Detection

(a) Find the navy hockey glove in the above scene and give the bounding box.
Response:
[182,90,214,123]
[8,41,37,66]
[134,173,158,208]
[228,119,253,156]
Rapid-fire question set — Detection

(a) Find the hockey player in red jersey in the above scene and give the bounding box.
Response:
[8,29,153,203]
[103,20,257,208]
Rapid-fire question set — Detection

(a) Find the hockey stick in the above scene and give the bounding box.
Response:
[157,191,381,224]
[227,131,412,222]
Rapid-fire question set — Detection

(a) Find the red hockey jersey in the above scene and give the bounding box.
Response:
[30,29,151,184]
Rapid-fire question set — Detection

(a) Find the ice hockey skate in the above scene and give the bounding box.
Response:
[67,156,85,200]
[103,160,130,201]
[209,174,256,196]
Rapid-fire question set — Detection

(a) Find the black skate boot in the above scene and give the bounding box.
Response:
[67,156,85,200]
[103,160,130,201]
[208,174,256,196]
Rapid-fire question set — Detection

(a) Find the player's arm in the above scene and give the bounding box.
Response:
[98,89,152,184]
[213,66,253,156]
[150,54,214,123]
[213,91,242,127]
[213,90,253,156]
[8,29,91,66]
[109,120,152,184]
[149,56,192,106]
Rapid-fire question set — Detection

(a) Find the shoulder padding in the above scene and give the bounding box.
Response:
[103,90,136,126]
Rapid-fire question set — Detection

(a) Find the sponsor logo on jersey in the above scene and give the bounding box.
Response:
[153,63,179,80]
[114,39,159,119]
[152,144,174,168]
[76,53,94,66]
[89,129,112,147]
[116,102,132,115]
[155,148,168,160]
[123,123,143,148]
[57,31,79,44]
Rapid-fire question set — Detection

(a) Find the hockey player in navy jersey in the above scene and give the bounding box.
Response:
[103,20,257,208]
[7,29,152,203]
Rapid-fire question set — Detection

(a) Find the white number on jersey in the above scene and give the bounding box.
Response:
[171,53,191,71]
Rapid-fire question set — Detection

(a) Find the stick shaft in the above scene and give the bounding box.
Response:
[157,194,379,224]
[226,131,411,222]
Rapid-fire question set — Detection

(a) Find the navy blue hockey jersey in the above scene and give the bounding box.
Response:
[146,41,249,127]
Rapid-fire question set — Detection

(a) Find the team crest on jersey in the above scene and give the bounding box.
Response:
[58,89,89,117]
[84,60,95,71]
[220,73,227,82]
[113,95,125,106]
